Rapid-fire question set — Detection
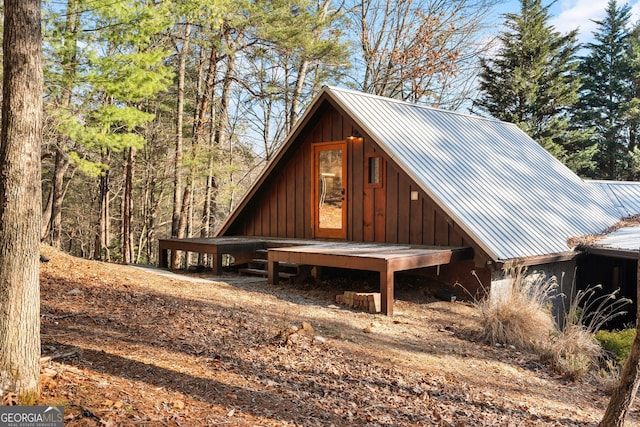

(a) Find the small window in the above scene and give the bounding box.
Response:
[366,153,384,188]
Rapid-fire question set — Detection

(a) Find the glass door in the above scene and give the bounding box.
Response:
[313,142,347,239]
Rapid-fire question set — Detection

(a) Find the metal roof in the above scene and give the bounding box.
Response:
[325,86,623,261]
[595,226,640,252]
[588,180,640,218]
[583,224,640,259]
[579,181,640,257]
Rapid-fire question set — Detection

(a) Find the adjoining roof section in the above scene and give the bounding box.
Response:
[582,225,640,260]
[588,180,640,218]
[580,181,640,259]
[325,86,622,261]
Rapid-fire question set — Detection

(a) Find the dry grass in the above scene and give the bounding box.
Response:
[466,265,631,381]
[543,324,603,380]
[545,283,632,380]
[468,266,556,352]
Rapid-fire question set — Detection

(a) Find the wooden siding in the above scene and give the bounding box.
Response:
[224,100,484,261]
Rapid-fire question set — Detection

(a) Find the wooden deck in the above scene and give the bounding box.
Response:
[158,237,473,315]
[267,242,473,316]
[158,237,266,274]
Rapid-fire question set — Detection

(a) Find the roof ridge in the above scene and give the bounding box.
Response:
[588,179,640,186]
[324,85,509,125]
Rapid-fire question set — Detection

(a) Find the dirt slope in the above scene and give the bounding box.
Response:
[37,246,639,426]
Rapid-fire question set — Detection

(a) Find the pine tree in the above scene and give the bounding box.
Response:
[475,0,587,168]
[43,0,173,260]
[576,0,635,179]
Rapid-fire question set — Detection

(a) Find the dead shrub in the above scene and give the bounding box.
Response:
[544,284,631,380]
[542,324,602,380]
[464,265,556,352]
[462,265,631,381]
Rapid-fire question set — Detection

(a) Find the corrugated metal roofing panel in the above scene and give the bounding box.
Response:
[594,225,640,252]
[326,86,622,261]
[588,180,640,218]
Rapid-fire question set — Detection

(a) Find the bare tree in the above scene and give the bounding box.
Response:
[0,0,43,397]
[353,0,498,109]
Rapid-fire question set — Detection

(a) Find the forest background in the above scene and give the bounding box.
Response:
[27,0,640,265]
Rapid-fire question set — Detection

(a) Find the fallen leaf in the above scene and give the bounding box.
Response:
[2,392,18,406]
[300,321,314,335]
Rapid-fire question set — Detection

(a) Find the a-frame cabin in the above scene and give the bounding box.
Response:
[162,86,638,316]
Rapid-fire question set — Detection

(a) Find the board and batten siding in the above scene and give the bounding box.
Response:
[225,101,476,254]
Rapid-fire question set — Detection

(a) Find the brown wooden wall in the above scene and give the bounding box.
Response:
[224,99,483,258]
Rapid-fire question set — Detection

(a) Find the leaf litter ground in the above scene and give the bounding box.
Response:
[37,246,640,426]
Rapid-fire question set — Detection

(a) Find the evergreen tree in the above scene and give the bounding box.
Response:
[576,0,635,179]
[43,0,172,260]
[626,24,640,179]
[475,0,587,169]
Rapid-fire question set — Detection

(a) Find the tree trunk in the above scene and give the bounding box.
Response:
[94,150,111,261]
[289,59,309,132]
[48,149,70,248]
[599,251,640,426]
[198,106,216,265]
[143,157,160,264]
[169,24,191,268]
[122,147,135,264]
[214,33,235,148]
[41,178,53,241]
[201,128,214,240]
[176,41,218,266]
[0,0,43,397]
[171,23,190,238]
[138,152,158,264]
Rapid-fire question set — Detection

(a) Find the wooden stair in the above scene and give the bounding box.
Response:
[239,249,300,282]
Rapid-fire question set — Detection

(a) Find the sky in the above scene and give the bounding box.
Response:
[494,0,640,43]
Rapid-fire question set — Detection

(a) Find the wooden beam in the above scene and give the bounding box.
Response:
[380,268,394,316]
[268,259,279,285]
[269,250,388,271]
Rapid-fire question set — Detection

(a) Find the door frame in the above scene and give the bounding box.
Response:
[311,140,348,239]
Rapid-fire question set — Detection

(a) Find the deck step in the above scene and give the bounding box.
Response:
[240,248,300,282]
[238,267,296,279]
[250,258,299,268]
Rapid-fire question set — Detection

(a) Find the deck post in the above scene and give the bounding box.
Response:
[159,243,169,268]
[380,268,394,316]
[268,259,280,285]
[212,250,223,275]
